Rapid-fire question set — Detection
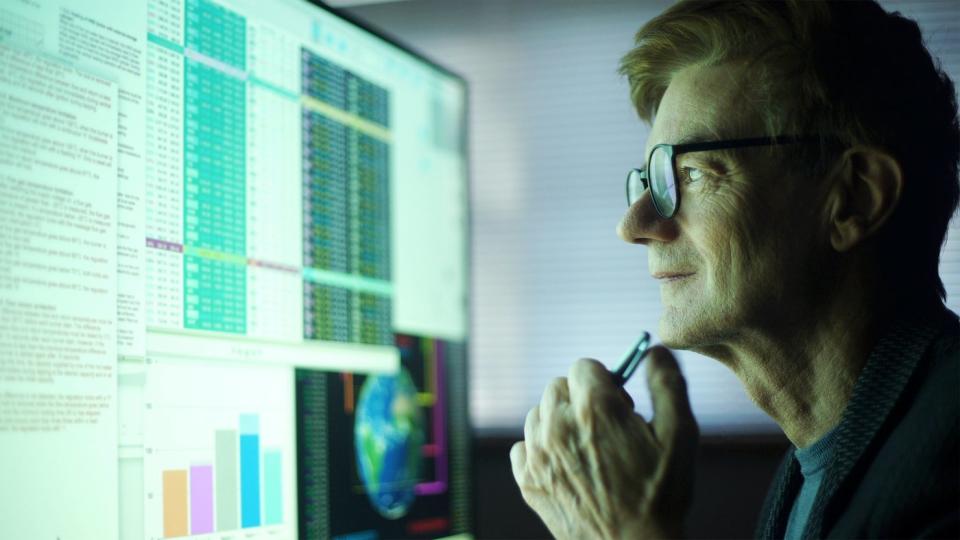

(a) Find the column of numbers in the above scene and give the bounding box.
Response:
[144,16,185,330]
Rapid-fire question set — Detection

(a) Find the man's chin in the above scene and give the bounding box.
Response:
[657,308,716,350]
[657,307,740,359]
[657,315,696,350]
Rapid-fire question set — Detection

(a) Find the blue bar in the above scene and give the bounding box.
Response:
[239,414,261,527]
[263,450,282,524]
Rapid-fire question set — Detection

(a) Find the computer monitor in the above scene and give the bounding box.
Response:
[0,0,470,538]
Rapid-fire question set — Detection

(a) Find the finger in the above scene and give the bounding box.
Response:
[511,441,550,513]
[568,358,631,430]
[645,346,698,455]
[620,386,636,410]
[540,377,569,444]
[509,441,528,486]
[524,404,541,446]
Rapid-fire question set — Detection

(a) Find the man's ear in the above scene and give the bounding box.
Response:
[825,146,904,252]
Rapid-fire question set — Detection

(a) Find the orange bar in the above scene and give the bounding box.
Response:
[163,469,188,538]
[343,373,354,414]
[425,337,436,394]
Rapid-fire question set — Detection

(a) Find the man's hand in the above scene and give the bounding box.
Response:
[510,346,699,539]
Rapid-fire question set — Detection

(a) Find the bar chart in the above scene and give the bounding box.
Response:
[144,358,297,539]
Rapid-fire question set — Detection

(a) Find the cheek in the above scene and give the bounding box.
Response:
[687,187,766,292]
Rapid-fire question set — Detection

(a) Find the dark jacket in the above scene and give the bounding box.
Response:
[755,306,960,539]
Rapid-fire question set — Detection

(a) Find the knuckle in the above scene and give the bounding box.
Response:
[546,376,568,398]
[583,382,616,409]
[524,407,539,438]
[527,443,549,469]
[654,370,686,391]
[573,399,597,429]
[543,413,572,444]
[568,357,597,380]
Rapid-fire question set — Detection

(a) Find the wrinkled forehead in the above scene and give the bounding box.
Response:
[645,62,759,156]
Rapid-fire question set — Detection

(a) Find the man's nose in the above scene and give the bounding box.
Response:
[616,188,679,244]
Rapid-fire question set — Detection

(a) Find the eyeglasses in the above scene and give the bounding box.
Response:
[626,135,820,218]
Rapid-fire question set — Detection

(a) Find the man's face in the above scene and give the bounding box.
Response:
[618,63,828,351]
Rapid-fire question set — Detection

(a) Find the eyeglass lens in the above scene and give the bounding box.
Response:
[626,147,679,216]
[627,169,645,206]
[649,147,677,217]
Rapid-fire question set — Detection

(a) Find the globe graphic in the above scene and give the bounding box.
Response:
[354,368,425,519]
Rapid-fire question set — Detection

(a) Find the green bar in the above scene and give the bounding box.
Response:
[263,450,282,525]
[147,32,184,54]
[215,429,239,530]
[302,267,393,296]
[183,245,248,266]
[249,75,299,101]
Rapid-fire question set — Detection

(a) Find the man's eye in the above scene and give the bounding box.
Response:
[681,167,705,182]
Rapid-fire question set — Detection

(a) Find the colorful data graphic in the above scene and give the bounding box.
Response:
[295,334,470,540]
[2,0,469,537]
[144,359,297,539]
[145,0,396,347]
[158,415,283,536]
[354,366,425,519]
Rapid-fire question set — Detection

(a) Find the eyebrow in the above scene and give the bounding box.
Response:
[642,129,737,166]
[673,132,721,146]
[647,128,729,150]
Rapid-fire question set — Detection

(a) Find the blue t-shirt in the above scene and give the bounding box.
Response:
[785,425,840,540]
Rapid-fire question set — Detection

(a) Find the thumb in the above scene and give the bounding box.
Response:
[645,346,698,452]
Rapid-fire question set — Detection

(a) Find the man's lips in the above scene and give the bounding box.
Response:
[651,271,696,282]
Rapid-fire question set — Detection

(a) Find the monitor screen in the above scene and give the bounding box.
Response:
[0,0,471,538]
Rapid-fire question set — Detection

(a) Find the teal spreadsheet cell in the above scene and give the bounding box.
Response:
[184,60,246,253]
[184,254,247,333]
[182,2,247,335]
[185,0,246,69]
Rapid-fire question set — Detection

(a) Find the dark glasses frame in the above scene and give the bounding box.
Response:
[626,135,822,218]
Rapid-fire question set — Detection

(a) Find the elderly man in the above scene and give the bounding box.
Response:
[510,1,959,538]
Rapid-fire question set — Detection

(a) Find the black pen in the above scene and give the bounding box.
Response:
[611,331,652,386]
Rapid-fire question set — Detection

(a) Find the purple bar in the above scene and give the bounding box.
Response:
[436,340,448,486]
[146,237,184,253]
[190,465,214,534]
[415,481,446,496]
[415,339,449,496]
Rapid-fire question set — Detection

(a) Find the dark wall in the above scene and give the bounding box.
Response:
[474,434,790,539]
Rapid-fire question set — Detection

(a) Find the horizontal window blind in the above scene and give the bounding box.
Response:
[348,0,960,434]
